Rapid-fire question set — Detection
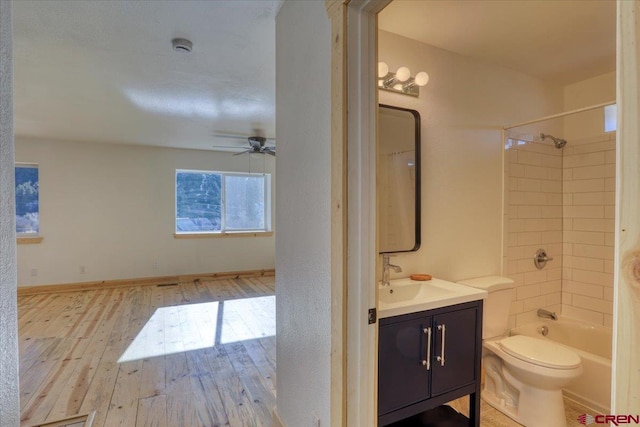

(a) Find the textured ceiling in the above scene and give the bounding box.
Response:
[379,0,616,86]
[13,0,281,151]
[14,1,615,152]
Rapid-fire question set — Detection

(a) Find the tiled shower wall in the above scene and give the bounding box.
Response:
[562,133,616,327]
[504,132,616,328]
[505,141,563,328]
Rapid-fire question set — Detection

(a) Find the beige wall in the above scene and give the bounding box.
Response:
[15,138,275,286]
[378,30,563,283]
[564,72,616,140]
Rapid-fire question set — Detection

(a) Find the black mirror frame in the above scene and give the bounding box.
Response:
[379,104,421,254]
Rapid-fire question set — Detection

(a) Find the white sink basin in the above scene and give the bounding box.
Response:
[379,280,455,304]
[378,277,487,319]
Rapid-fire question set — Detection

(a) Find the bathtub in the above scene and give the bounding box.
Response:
[510,317,612,413]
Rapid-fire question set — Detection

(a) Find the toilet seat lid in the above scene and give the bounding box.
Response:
[500,335,581,369]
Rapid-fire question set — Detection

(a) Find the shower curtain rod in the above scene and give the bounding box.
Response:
[503,100,616,130]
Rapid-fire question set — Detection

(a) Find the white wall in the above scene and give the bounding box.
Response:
[0,0,20,424]
[275,1,331,426]
[378,30,563,282]
[15,138,275,286]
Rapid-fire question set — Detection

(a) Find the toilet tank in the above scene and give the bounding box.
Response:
[458,276,515,339]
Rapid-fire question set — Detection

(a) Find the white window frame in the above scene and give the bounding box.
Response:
[175,169,272,235]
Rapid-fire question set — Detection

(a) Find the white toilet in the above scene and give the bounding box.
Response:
[459,276,583,427]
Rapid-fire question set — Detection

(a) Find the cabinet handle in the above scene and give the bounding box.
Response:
[436,324,446,366]
[422,327,431,370]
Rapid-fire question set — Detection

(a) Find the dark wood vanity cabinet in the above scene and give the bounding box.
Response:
[378,300,483,426]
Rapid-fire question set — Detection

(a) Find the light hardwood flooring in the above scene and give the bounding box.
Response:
[448,394,593,427]
[18,276,276,427]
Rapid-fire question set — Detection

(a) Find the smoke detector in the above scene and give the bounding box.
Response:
[171,38,193,53]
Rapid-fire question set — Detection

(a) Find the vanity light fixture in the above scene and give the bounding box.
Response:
[378,62,429,97]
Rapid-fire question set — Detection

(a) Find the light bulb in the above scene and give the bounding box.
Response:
[415,71,429,86]
[378,62,389,78]
[395,66,411,82]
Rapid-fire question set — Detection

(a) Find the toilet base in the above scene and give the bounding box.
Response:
[482,380,568,427]
[479,336,582,427]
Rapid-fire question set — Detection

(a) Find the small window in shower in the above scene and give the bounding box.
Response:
[604,104,617,132]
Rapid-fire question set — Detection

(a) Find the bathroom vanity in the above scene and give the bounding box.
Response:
[377,278,486,427]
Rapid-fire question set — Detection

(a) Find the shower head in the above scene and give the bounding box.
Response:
[540,133,567,149]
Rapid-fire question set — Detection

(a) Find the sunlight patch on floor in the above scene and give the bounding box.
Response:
[118,295,275,363]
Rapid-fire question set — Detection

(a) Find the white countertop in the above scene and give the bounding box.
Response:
[377,277,488,319]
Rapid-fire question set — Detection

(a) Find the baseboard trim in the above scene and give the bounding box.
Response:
[271,407,286,427]
[17,268,275,296]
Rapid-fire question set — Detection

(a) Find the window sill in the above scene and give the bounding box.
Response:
[17,236,43,245]
[174,231,273,239]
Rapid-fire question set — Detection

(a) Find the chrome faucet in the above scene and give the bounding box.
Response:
[537,308,557,321]
[382,254,402,287]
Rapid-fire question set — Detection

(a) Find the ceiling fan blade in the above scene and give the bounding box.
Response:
[262,147,276,156]
[212,145,247,149]
[233,149,255,156]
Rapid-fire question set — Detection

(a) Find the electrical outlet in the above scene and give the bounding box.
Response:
[312,413,320,427]
[80,265,86,274]
[152,260,159,270]
[30,268,37,277]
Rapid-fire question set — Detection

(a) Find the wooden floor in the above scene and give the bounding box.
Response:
[18,276,276,427]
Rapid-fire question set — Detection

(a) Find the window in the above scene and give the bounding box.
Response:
[604,104,617,133]
[176,170,271,234]
[15,164,39,235]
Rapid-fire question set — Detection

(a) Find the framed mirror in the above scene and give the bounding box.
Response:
[378,104,421,253]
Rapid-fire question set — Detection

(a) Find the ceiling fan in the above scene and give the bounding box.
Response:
[213,132,276,156]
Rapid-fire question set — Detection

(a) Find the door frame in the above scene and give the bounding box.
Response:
[345,1,386,425]
[612,0,640,413]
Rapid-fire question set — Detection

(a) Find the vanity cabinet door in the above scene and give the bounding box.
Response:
[378,315,432,415]
[431,306,479,396]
